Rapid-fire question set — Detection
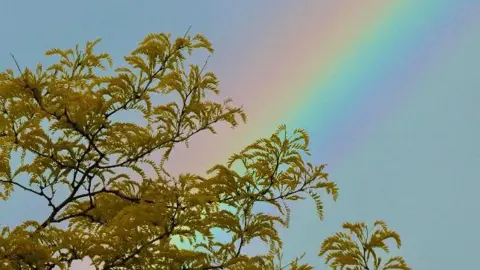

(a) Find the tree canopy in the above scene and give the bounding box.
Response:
[0,30,410,269]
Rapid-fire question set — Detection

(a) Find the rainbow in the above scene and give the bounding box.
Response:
[167,0,470,173]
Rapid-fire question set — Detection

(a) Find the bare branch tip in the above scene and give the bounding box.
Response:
[9,53,23,76]
[200,54,212,75]
[184,25,193,38]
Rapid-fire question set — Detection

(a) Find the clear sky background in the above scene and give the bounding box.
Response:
[1,1,479,269]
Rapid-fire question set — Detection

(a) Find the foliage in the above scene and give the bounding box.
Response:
[0,31,409,269]
[319,221,411,270]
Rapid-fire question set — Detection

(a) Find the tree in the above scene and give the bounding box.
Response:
[0,30,410,269]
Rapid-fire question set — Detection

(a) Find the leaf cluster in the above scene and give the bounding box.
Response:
[319,221,411,270]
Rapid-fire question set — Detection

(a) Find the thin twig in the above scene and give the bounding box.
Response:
[9,53,23,77]
[184,25,192,38]
[200,54,211,75]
